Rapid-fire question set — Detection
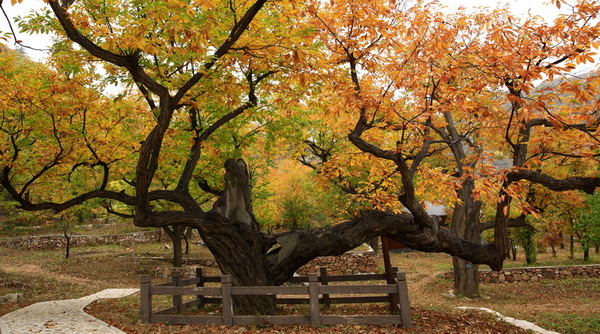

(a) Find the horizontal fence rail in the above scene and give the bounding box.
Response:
[140,267,413,327]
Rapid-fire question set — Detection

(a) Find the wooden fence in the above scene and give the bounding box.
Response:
[140,267,413,327]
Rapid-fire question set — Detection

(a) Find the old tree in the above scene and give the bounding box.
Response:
[1,0,600,313]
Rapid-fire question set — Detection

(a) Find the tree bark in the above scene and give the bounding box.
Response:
[197,214,277,314]
[163,226,183,267]
[452,257,478,297]
[450,181,483,298]
[63,218,70,259]
[201,159,277,314]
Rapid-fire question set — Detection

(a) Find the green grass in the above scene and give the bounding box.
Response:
[0,216,147,238]
[536,312,600,334]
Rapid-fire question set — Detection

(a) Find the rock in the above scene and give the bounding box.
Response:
[442,290,456,299]
[0,293,22,303]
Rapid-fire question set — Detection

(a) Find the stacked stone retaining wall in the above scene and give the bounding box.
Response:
[444,265,600,283]
[155,251,378,279]
[296,251,378,275]
[0,230,160,250]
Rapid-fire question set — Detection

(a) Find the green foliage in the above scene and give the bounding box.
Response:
[575,193,600,261]
[514,227,537,265]
[254,159,345,232]
[0,48,148,207]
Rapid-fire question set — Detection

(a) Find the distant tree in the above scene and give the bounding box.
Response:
[576,193,600,261]
[514,227,538,265]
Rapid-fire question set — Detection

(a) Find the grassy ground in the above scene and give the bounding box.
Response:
[392,250,600,334]
[0,229,598,333]
[0,222,150,237]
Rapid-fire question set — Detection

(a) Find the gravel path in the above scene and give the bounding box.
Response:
[0,289,138,334]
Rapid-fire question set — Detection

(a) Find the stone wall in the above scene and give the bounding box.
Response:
[154,251,379,279]
[444,265,600,283]
[0,230,161,250]
[296,251,378,275]
[154,259,219,279]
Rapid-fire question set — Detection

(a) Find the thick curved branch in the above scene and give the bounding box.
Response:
[3,187,134,212]
[129,207,507,286]
[507,170,600,194]
[347,132,397,161]
[478,214,538,233]
[1,168,203,215]
[269,211,505,284]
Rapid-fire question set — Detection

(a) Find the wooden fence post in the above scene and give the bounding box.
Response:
[222,275,233,325]
[382,238,398,313]
[388,266,399,313]
[196,267,205,309]
[308,273,320,325]
[319,267,331,309]
[140,275,152,323]
[172,269,182,313]
[395,272,413,328]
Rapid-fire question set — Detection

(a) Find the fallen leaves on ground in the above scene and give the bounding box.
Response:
[87,300,528,334]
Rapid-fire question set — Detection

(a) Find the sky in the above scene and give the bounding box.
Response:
[0,0,573,61]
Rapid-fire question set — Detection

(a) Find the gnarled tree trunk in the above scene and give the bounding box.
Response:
[450,179,483,297]
[202,159,277,314]
[199,156,519,313]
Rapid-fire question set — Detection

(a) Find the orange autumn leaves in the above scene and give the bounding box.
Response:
[0,50,151,203]
[1,0,599,220]
[294,0,600,214]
